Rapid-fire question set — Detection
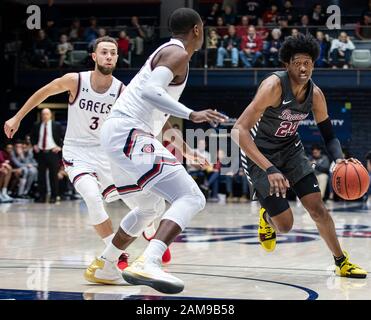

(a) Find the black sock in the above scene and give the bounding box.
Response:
[334,254,346,266]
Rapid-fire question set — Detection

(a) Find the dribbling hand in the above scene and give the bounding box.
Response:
[266,166,290,198]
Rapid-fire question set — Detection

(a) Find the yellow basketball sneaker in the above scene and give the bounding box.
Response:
[335,251,367,279]
[122,255,184,294]
[84,257,126,285]
[258,207,276,252]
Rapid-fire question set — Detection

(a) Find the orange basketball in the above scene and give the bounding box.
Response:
[332,162,370,200]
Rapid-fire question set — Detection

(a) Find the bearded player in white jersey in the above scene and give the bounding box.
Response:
[84,8,228,294]
[4,36,171,281]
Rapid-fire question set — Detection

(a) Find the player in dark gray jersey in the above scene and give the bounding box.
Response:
[233,34,366,278]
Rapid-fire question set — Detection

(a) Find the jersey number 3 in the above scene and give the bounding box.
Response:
[275,121,299,137]
[90,117,99,130]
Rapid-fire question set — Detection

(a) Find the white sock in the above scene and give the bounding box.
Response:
[2,188,7,195]
[102,234,114,246]
[101,242,124,262]
[143,239,167,261]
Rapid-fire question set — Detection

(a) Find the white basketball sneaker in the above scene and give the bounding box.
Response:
[122,255,184,294]
[84,257,126,285]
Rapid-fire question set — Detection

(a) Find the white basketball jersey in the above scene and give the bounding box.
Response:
[111,38,188,136]
[64,71,123,147]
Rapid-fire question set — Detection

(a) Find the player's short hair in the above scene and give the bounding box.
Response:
[279,33,320,63]
[93,36,118,52]
[168,8,202,35]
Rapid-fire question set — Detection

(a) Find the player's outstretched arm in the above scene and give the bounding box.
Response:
[141,47,227,125]
[312,85,360,166]
[232,76,290,197]
[4,73,78,138]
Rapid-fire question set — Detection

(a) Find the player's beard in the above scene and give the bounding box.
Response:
[96,63,115,75]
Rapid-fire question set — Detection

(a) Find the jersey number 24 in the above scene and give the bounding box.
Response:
[275,121,299,137]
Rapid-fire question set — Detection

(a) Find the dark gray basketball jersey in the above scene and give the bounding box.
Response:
[251,71,314,151]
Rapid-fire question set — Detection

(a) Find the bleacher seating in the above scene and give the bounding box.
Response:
[351,49,371,68]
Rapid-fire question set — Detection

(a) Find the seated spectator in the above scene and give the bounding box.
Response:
[205,3,221,26]
[236,16,250,38]
[0,144,14,202]
[355,13,371,40]
[315,31,331,67]
[31,29,53,68]
[222,4,236,25]
[262,4,279,26]
[330,32,355,69]
[206,28,220,68]
[216,16,228,38]
[298,15,311,35]
[264,28,283,67]
[309,145,330,200]
[217,25,240,67]
[117,30,131,67]
[0,147,13,203]
[310,4,326,26]
[239,25,264,68]
[84,16,99,48]
[219,166,249,203]
[201,150,224,202]
[128,16,146,56]
[256,18,269,41]
[238,0,264,25]
[56,34,73,68]
[69,18,84,42]
[291,28,300,38]
[282,0,298,25]
[11,141,38,198]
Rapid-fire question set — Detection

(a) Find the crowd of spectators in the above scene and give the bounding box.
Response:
[5,1,370,70]
[200,1,370,69]
[0,136,78,204]
[0,109,79,204]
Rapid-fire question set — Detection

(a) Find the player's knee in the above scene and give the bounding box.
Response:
[307,205,329,223]
[83,189,102,208]
[185,188,206,212]
[78,187,108,225]
[120,207,157,237]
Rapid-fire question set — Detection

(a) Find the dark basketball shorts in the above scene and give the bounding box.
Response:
[241,144,321,217]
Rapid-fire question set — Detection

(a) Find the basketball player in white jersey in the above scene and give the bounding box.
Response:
[4,36,170,283]
[84,8,228,294]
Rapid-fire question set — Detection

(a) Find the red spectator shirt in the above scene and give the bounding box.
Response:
[118,38,130,56]
[240,34,263,53]
[263,10,278,24]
